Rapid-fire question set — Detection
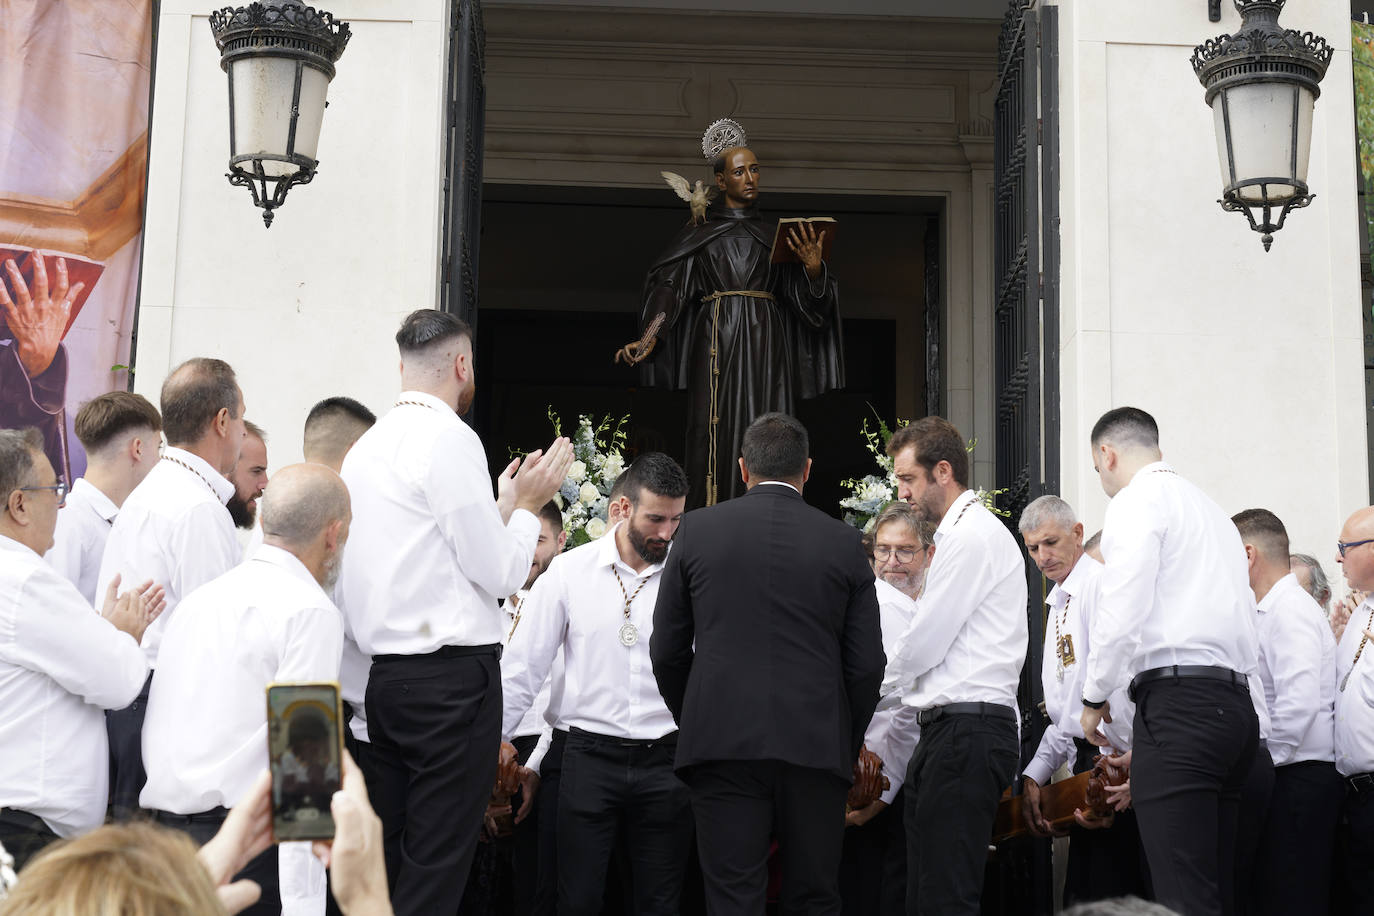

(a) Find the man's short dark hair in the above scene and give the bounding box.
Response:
[1233,508,1291,562]
[886,417,968,488]
[73,392,161,453]
[622,453,689,504]
[160,358,241,447]
[305,396,376,431]
[608,469,629,503]
[538,499,563,533]
[1090,407,1159,450]
[0,428,44,501]
[395,309,472,354]
[303,396,376,465]
[740,413,809,481]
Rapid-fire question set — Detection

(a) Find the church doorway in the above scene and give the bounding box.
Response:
[473,183,937,517]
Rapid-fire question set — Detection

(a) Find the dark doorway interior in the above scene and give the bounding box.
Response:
[474,184,936,518]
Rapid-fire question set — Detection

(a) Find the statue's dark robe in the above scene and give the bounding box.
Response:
[638,202,844,506]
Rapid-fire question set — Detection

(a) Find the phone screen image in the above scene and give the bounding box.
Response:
[266,682,342,841]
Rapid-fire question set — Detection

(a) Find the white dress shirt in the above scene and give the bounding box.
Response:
[339,634,371,745]
[337,392,538,655]
[1334,598,1374,776]
[0,535,147,836]
[504,590,555,773]
[139,545,344,813]
[45,478,118,604]
[1083,462,1259,704]
[96,447,239,667]
[502,525,676,742]
[1254,573,1336,766]
[1024,555,1134,786]
[882,489,1029,713]
[864,579,920,804]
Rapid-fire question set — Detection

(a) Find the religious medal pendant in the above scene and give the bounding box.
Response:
[1060,634,1076,669]
[619,622,639,647]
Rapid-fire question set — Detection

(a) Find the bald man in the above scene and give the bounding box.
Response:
[1334,507,1374,913]
[140,464,351,916]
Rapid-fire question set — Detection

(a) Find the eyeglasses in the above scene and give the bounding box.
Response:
[1338,538,1374,558]
[18,482,68,506]
[874,545,919,563]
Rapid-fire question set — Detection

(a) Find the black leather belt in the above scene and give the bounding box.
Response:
[1347,772,1374,793]
[916,701,1016,727]
[374,643,502,663]
[1128,664,1247,702]
[151,806,230,826]
[568,726,678,749]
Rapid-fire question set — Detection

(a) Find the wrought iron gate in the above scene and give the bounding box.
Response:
[438,0,487,329]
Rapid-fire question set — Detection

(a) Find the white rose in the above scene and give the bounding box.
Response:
[585,517,607,539]
[579,482,601,506]
[568,460,587,483]
[601,452,625,481]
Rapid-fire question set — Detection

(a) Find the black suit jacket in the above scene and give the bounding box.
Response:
[650,484,885,783]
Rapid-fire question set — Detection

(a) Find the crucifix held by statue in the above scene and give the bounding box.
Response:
[616,119,845,507]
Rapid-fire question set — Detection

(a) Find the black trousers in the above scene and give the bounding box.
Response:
[1254,759,1342,916]
[153,807,279,915]
[1234,745,1275,916]
[105,670,153,820]
[839,786,906,916]
[363,647,502,916]
[1335,776,1374,915]
[0,808,59,872]
[688,759,849,916]
[904,711,1018,916]
[557,728,692,916]
[1130,677,1258,916]
[1063,738,1149,906]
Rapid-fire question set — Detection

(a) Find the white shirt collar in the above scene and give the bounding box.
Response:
[1047,552,1101,609]
[249,543,330,596]
[936,489,978,538]
[1256,571,1300,615]
[161,446,236,504]
[0,532,40,560]
[395,390,458,417]
[755,480,800,494]
[597,521,666,576]
[70,478,117,522]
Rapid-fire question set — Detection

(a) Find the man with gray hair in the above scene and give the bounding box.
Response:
[140,463,352,915]
[1018,495,1143,906]
[0,428,158,869]
[1289,553,1332,615]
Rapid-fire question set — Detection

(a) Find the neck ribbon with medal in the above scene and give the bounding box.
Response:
[611,565,657,647]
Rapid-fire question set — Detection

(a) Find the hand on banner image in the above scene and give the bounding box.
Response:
[0,256,83,378]
[1080,701,1112,747]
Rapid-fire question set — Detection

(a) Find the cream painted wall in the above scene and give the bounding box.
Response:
[1051,0,1365,577]
[136,0,450,467]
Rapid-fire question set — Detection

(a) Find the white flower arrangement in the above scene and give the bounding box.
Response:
[542,409,630,548]
[839,414,1008,532]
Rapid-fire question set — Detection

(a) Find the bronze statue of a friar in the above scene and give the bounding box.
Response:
[617,119,845,507]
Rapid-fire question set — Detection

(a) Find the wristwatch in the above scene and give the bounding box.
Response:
[1081,697,1107,710]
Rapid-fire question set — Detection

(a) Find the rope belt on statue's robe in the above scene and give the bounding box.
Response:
[699,290,776,506]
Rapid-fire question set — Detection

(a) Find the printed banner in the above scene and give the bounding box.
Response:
[0,0,154,482]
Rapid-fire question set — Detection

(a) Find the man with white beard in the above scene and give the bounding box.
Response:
[138,464,352,916]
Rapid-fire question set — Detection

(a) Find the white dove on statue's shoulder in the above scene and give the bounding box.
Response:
[661,170,716,225]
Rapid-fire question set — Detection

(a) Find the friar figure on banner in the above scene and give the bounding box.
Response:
[616,119,845,507]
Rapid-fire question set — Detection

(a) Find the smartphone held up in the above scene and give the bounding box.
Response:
[267,682,343,841]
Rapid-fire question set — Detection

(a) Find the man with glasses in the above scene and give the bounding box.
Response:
[97,357,247,819]
[1078,407,1260,916]
[0,428,159,868]
[1333,506,1374,912]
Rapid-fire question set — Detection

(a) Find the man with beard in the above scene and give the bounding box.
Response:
[337,309,571,915]
[881,416,1027,916]
[841,501,932,916]
[502,453,691,916]
[227,421,269,531]
[138,464,352,915]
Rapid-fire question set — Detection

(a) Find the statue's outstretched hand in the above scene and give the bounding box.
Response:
[614,338,656,366]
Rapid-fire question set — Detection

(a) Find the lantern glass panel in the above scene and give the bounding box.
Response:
[1211,82,1314,203]
[230,57,329,176]
[291,66,331,164]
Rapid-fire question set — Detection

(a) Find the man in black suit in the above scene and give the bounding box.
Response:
[651,412,886,915]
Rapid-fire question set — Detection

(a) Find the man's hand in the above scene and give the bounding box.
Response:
[1332,591,1365,642]
[198,769,274,914]
[844,799,887,828]
[785,222,826,281]
[1103,750,1132,811]
[100,575,160,644]
[1080,701,1112,747]
[1021,776,1059,837]
[313,751,392,916]
[847,746,888,811]
[495,742,521,797]
[0,256,82,378]
[514,766,540,824]
[510,437,574,516]
[495,457,523,523]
